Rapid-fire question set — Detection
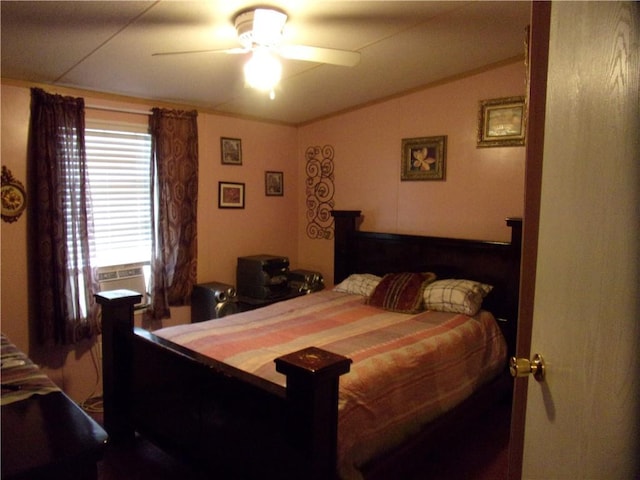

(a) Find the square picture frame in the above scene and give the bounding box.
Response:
[218,181,245,209]
[401,135,447,181]
[220,137,242,165]
[477,96,526,147]
[265,171,283,196]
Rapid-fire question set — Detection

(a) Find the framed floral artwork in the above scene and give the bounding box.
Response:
[401,135,447,181]
[218,181,245,208]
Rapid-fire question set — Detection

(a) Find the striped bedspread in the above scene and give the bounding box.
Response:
[154,289,507,479]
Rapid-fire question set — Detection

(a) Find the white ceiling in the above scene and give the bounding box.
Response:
[1,1,531,125]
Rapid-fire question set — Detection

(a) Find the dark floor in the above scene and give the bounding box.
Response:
[93,401,510,480]
[404,400,511,480]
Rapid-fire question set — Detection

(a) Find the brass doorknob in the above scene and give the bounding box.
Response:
[509,354,545,381]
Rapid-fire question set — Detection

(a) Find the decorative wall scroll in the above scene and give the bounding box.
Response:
[305,145,335,239]
[1,166,26,223]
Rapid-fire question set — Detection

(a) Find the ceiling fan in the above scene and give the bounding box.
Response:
[153,7,361,96]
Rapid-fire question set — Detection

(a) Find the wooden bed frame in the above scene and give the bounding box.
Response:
[96,210,522,480]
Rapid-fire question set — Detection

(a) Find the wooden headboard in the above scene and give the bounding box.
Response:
[331,210,522,355]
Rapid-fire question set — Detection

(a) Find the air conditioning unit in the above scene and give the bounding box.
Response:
[97,263,148,308]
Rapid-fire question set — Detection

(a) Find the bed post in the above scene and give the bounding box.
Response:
[504,217,523,356]
[275,347,352,480]
[331,210,362,284]
[506,217,523,251]
[95,289,142,441]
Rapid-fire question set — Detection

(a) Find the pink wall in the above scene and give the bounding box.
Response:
[195,114,298,286]
[1,85,31,353]
[297,61,526,284]
[0,82,298,400]
[0,60,524,399]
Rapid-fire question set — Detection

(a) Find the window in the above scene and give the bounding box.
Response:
[85,125,152,268]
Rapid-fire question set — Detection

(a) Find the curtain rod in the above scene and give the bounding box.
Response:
[85,104,152,116]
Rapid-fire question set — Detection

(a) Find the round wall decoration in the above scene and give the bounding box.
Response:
[1,166,27,223]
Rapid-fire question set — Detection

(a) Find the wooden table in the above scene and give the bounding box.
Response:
[1,334,108,479]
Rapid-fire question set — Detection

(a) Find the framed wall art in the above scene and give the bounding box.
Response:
[220,137,242,165]
[477,96,526,147]
[265,171,283,196]
[218,181,245,209]
[401,135,447,181]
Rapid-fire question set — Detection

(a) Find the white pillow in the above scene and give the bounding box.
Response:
[423,279,493,316]
[333,273,382,297]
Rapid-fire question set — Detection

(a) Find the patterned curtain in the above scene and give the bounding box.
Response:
[147,108,198,321]
[28,88,100,345]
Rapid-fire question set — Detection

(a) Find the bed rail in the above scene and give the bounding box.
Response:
[96,290,351,479]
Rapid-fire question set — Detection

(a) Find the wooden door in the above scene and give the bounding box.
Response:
[510,1,640,478]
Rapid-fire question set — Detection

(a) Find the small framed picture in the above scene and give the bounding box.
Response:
[265,171,283,196]
[401,135,447,181]
[218,181,245,209]
[477,96,526,147]
[221,137,242,165]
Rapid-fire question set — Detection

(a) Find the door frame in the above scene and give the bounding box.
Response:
[507,3,552,479]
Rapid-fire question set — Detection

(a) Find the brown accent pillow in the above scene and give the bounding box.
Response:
[367,272,436,313]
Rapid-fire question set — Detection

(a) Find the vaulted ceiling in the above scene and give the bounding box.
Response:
[1,1,531,125]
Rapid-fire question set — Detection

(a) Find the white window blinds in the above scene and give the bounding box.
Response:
[85,126,152,268]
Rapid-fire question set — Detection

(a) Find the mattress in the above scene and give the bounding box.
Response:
[154,289,507,479]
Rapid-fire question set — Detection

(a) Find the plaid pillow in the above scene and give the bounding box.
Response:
[423,279,493,316]
[333,273,382,297]
[367,272,436,313]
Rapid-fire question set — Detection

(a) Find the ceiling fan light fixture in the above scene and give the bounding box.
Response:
[243,48,282,94]
[235,8,287,49]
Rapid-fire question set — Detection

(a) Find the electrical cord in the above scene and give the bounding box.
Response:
[79,316,104,414]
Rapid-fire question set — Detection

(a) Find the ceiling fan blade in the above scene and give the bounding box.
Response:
[152,47,249,57]
[277,45,360,67]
